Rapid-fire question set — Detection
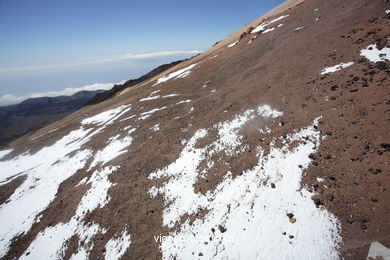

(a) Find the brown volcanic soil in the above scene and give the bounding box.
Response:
[2,0,389,259]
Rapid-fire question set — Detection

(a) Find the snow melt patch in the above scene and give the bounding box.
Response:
[151,124,160,132]
[176,99,191,105]
[360,44,390,63]
[140,95,160,101]
[0,149,12,160]
[138,107,167,120]
[320,62,354,75]
[251,15,289,33]
[154,64,197,86]
[0,105,136,258]
[21,166,119,259]
[89,133,134,169]
[228,41,238,48]
[149,106,341,259]
[82,105,131,126]
[105,229,131,260]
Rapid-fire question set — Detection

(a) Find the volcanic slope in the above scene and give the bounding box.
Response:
[0,0,389,259]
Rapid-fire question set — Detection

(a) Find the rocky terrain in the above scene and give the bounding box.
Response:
[0,0,389,259]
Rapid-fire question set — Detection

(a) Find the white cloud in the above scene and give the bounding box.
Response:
[0,50,202,74]
[0,81,124,106]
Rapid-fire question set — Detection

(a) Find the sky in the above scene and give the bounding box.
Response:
[0,0,284,106]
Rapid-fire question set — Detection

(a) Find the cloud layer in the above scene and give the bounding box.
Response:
[0,50,201,74]
[0,82,124,106]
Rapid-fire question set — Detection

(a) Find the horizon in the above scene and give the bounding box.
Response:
[0,0,285,106]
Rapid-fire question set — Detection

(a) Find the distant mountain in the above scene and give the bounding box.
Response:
[0,90,103,146]
[85,59,186,105]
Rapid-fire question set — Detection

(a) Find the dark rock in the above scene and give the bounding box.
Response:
[287,213,294,219]
[218,225,227,233]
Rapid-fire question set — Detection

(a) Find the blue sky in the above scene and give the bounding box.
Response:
[0,0,284,105]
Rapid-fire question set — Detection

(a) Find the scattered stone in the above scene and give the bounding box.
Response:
[312,197,323,207]
[287,213,294,219]
[289,235,295,239]
[330,85,338,91]
[199,252,203,256]
[289,218,297,223]
[327,194,334,201]
[368,168,382,174]
[218,225,227,233]
[271,183,276,189]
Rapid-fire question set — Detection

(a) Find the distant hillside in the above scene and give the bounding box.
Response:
[0,90,103,146]
[86,59,186,105]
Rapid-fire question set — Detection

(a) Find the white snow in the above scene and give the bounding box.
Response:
[89,133,134,169]
[294,26,304,32]
[151,124,160,132]
[140,95,160,101]
[367,242,390,260]
[75,177,88,187]
[320,62,354,75]
[277,23,284,27]
[0,149,12,160]
[105,229,131,260]
[314,8,319,12]
[228,41,238,48]
[21,166,119,259]
[176,99,191,105]
[138,107,167,120]
[154,64,197,86]
[262,27,275,33]
[360,44,390,63]
[82,105,131,126]
[0,105,136,258]
[386,10,390,14]
[251,15,289,33]
[162,94,180,98]
[149,105,341,259]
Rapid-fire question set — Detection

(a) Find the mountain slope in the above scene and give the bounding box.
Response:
[0,0,389,259]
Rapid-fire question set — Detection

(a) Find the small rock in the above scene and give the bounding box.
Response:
[218,225,227,233]
[271,183,276,189]
[289,235,294,239]
[287,213,294,219]
[368,168,382,174]
[289,218,297,223]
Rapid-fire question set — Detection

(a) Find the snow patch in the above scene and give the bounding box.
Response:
[82,105,131,126]
[360,44,390,63]
[162,94,180,98]
[294,27,304,32]
[176,99,191,105]
[151,124,160,132]
[140,95,160,101]
[138,107,167,120]
[0,149,12,160]
[320,62,354,75]
[105,229,131,260]
[228,41,238,48]
[154,64,197,86]
[149,111,341,259]
[251,15,289,33]
[89,133,134,169]
[21,166,119,259]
